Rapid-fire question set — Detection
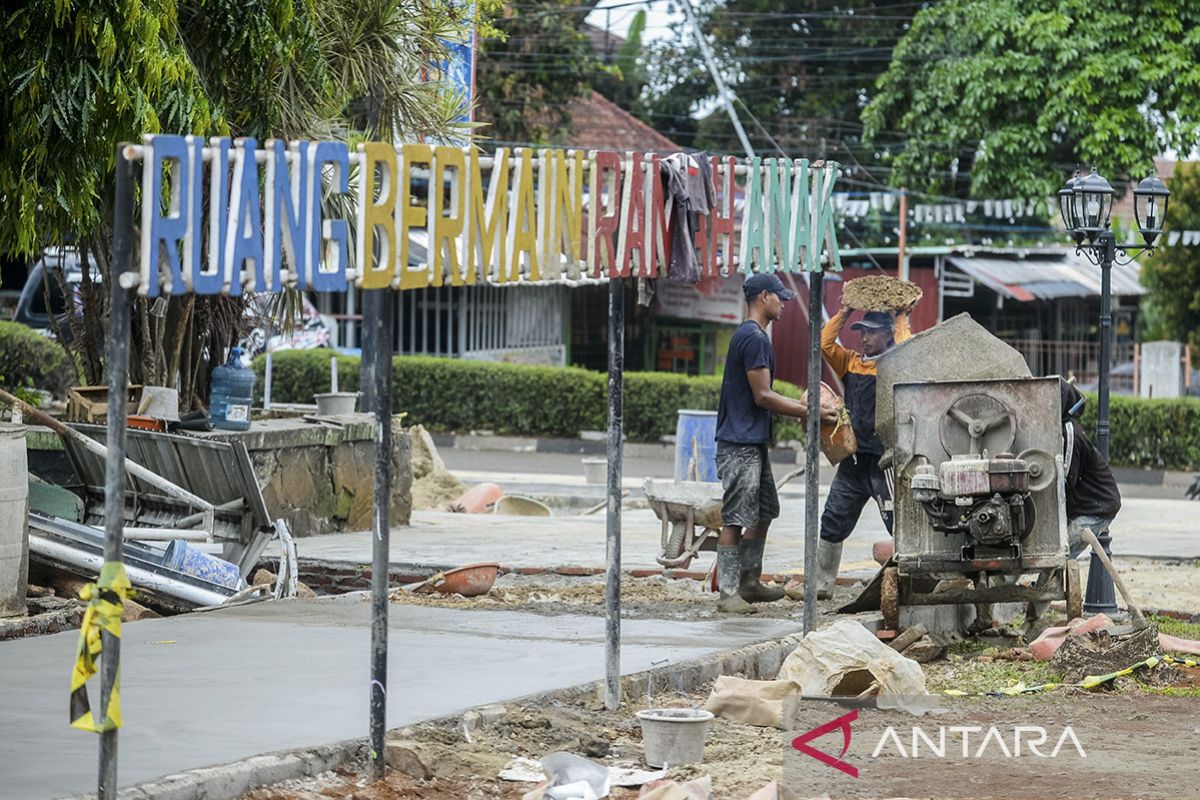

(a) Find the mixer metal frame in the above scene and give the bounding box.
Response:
[880,377,1082,629]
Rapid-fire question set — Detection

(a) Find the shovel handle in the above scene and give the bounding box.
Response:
[1080,528,1147,629]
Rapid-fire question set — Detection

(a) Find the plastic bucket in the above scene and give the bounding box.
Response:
[0,424,29,618]
[582,457,607,484]
[163,540,243,591]
[673,410,718,482]
[636,708,714,767]
[314,392,358,415]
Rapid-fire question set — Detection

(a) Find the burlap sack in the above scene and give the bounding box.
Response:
[702,676,802,729]
[819,382,856,465]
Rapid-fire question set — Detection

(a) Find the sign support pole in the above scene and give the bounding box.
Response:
[367,291,394,779]
[803,270,824,635]
[98,146,135,798]
[604,276,624,711]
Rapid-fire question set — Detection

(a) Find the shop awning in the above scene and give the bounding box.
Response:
[945,253,1145,301]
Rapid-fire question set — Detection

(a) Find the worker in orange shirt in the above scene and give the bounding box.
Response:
[815,299,914,598]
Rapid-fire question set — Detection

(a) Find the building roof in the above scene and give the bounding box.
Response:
[567,90,681,153]
[945,251,1145,301]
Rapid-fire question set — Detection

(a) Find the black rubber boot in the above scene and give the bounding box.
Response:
[737,538,784,603]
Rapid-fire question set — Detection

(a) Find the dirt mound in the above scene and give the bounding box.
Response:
[408,424,467,510]
[842,274,922,311]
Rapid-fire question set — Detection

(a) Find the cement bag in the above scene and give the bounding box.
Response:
[778,620,930,714]
[702,676,801,729]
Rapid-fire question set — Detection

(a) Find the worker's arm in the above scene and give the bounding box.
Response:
[747,369,839,422]
[821,305,854,377]
[894,309,913,343]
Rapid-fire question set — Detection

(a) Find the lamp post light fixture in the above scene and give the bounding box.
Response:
[1060,167,1169,614]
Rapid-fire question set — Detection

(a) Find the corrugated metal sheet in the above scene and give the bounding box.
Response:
[60,426,272,568]
[946,254,1145,301]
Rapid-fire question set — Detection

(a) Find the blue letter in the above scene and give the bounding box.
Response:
[196,137,231,295]
[308,141,350,292]
[140,134,189,296]
[224,137,265,295]
[264,140,309,290]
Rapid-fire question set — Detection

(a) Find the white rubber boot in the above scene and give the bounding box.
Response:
[816,539,843,600]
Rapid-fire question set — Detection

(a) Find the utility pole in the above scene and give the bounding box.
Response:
[680,0,755,158]
[897,188,909,281]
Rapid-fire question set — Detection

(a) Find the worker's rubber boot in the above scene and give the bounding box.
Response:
[737,538,785,603]
[716,545,757,614]
[816,539,843,600]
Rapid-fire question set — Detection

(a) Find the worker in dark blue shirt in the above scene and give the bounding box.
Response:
[715,272,834,614]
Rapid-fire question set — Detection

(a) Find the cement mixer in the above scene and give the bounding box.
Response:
[867,314,1082,630]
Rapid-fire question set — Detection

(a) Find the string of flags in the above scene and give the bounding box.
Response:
[1165,230,1200,246]
[831,193,1050,221]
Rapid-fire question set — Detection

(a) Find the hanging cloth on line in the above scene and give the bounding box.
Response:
[660,152,715,285]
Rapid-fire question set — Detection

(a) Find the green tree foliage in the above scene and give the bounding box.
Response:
[0,0,478,401]
[640,0,912,156]
[591,10,647,111]
[474,0,602,146]
[863,0,1200,199]
[1140,164,1200,359]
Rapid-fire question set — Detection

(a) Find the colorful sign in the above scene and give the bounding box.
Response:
[131,135,841,297]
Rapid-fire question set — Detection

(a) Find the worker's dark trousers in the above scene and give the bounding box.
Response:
[819,452,894,543]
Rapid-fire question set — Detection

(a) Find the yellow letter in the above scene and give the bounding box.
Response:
[430,146,465,287]
[506,148,539,282]
[398,143,432,290]
[467,148,509,282]
[356,143,397,289]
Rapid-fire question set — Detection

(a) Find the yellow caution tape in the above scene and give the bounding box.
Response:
[944,655,1168,697]
[69,562,133,733]
[1163,655,1199,668]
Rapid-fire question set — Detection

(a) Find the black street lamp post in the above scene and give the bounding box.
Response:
[1057,168,1170,613]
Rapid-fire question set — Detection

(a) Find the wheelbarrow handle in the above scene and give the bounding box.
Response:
[775,466,806,490]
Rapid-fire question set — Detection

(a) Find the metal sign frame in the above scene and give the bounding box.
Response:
[91,139,842,795]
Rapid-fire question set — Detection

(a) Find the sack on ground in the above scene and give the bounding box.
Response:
[778,619,932,715]
[702,676,801,728]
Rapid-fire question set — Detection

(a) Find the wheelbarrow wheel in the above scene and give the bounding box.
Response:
[881,566,900,631]
[1065,560,1083,621]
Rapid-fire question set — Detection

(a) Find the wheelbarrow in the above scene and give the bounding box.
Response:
[645,467,805,569]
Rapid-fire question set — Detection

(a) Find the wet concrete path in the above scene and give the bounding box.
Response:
[0,595,799,799]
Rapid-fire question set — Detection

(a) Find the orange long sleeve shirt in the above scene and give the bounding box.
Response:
[820,308,912,454]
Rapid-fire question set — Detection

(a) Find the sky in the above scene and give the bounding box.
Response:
[585,0,683,43]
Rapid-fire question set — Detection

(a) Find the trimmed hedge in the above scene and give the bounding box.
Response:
[0,320,72,398]
[254,350,806,444]
[1078,391,1200,471]
[255,350,1200,469]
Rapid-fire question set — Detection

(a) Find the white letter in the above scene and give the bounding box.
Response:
[872,726,909,758]
[1051,727,1087,758]
[1015,726,1047,757]
[975,727,1013,758]
[948,726,982,758]
[912,726,946,758]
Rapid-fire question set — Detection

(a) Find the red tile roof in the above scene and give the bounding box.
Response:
[567,90,681,153]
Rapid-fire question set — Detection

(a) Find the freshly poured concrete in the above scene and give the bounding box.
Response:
[0,595,800,800]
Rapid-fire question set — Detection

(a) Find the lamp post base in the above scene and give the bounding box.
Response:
[1082,529,1119,615]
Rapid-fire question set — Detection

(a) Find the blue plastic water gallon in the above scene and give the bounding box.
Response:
[674,409,719,482]
[209,346,256,431]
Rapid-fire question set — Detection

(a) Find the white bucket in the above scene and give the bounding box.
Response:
[314,392,358,415]
[636,708,714,767]
[582,457,607,485]
[0,424,29,618]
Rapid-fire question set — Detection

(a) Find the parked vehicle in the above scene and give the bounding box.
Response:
[11,247,98,338]
[13,249,330,360]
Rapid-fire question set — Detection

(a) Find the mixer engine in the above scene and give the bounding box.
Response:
[911,452,1034,559]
